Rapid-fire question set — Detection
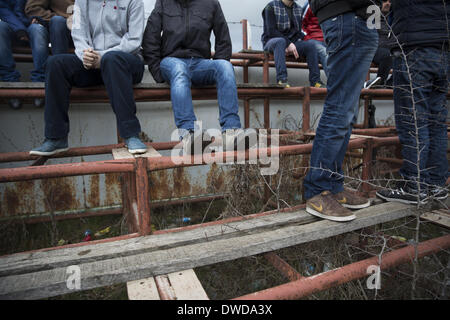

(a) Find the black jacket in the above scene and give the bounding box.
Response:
[143,0,232,83]
[391,0,450,50]
[310,0,374,24]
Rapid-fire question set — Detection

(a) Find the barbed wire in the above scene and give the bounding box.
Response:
[227,21,263,28]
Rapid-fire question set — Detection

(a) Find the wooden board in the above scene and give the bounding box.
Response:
[127,277,160,300]
[421,209,450,229]
[112,147,162,159]
[0,202,419,299]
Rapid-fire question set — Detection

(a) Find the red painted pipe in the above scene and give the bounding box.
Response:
[234,234,450,300]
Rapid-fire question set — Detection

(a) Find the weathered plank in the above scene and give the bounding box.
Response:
[165,269,209,300]
[112,147,162,159]
[421,210,450,229]
[127,277,160,300]
[0,209,317,277]
[0,202,418,299]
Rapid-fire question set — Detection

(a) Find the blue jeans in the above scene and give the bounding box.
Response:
[49,16,72,55]
[304,13,378,200]
[393,47,449,190]
[0,21,21,82]
[160,57,242,132]
[264,37,322,85]
[306,39,329,78]
[44,52,144,139]
[28,23,49,82]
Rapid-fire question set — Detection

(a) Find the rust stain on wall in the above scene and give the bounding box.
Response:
[172,167,192,197]
[88,175,100,208]
[40,177,79,212]
[149,169,170,200]
[105,173,121,205]
[1,181,36,217]
[206,163,224,193]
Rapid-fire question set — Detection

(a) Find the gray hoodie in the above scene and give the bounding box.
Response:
[71,0,144,61]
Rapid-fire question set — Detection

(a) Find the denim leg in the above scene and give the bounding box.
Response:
[295,40,321,85]
[27,23,49,82]
[45,54,102,139]
[100,51,144,139]
[309,39,329,79]
[264,37,288,82]
[393,48,449,190]
[160,57,197,131]
[304,13,378,200]
[190,59,242,130]
[49,16,71,54]
[0,21,20,82]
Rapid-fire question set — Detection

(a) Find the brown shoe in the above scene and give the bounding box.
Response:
[333,188,371,210]
[306,191,356,222]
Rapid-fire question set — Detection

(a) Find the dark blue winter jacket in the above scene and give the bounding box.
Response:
[0,0,30,33]
[391,0,450,50]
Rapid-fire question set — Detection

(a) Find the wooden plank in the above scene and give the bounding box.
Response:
[0,202,418,299]
[421,210,450,229]
[166,269,209,300]
[0,209,317,277]
[127,277,160,300]
[112,147,162,159]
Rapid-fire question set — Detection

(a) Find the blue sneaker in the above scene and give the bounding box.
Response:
[125,136,147,154]
[30,138,69,156]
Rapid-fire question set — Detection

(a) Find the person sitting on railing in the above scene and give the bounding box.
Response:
[261,0,325,88]
[143,0,246,155]
[363,0,394,89]
[29,0,148,156]
[301,3,328,80]
[0,0,48,109]
[376,0,449,203]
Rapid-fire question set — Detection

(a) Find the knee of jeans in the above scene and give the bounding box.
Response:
[100,51,125,68]
[46,55,65,72]
[162,59,189,83]
[49,16,67,29]
[214,59,234,76]
[0,21,11,37]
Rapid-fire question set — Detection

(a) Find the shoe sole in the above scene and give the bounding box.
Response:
[306,207,356,222]
[341,199,371,210]
[29,147,69,156]
[376,192,428,205]
[128,148,147,155]
[364,77,382,89]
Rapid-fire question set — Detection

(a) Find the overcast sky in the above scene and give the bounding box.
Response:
[142,0,308,51]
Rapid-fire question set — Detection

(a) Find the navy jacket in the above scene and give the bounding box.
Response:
[0,0,29,33]
[391,0,450,50]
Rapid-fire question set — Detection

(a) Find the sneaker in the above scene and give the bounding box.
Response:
[376,184,428,205]
[306,191,356,222]
[313,82,325,89]
[429,186,448,200]
[124,136,147,154]
[277,80,291,88]
[222,128,256,152]
[364,77,382,89]
[333,188,371,209]
[181,131,212,155]
[30,138,69,156]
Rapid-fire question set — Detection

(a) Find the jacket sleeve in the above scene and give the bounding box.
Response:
[96,0,145,57]
[25,0,55,22]
[0,1,28,33]
[263,5,291,46]
[212,1,232,61]
[71,0,92,61]
[14,0,30,28]
[142,0,165,83]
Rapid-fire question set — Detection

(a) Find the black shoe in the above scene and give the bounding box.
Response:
[384,74,393,87]
[34,98,44,108]
[429,187,448,200]
[8,98,22,110]
[364,77,382,89]
[376,183,428,205]
[182,131,214,156]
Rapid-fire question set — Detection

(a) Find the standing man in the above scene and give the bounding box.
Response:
[261,0,325,88]
[143,0,244,154]
[30,0,148,156]
[376,0,449,204]
[303,0,378,222]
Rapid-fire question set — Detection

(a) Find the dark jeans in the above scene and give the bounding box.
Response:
[44,51,144,140]
[263,37,322,85]
[373,47,392,83]
[48,16,73,55]
[393,47,449,190]
[0,21,21,82]
[304,12,378,199]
